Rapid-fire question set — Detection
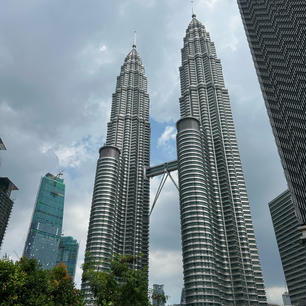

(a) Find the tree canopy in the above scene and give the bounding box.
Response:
[82,254,151,306]
[0,256,84,306]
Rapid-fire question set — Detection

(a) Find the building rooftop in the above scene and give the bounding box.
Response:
[0,138,6,150]
[0,177,18,190]
[0,177,18,197]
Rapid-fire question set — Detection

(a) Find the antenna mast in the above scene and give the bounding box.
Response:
[191,0,196,17]
[133,31,136,48]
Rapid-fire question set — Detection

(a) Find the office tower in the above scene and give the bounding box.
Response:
[175,14,266,305]
[56,236,79,280]
[237,0,306,227]
[152,284,166,306]
[82,42,150,300]
[0,178,18,248]
[23,173,65,269]
[0,139,18,249]
[269,190,306,306]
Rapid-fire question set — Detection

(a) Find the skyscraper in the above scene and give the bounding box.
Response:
[23,173,65,269]
[0,139,18,249]
[82,42,150,300]
[0,138,6,150]
[269,190,306,306]
[0,178,18,248]
[237,0,306,227]
[175,14,266,305]
[56,236,79,280]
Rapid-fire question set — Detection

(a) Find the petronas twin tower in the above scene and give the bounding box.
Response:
[83,14,267,306]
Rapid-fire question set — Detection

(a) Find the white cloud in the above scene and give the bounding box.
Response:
[135,0,156,8]
[63,193,92,288]
[0,100,16,119]
[266,286,286,305]
[99,44,107,52]
[77,43,113,75]
[54,143,88,168]
[223,14,241,52]
[201,0,222,10]
[120,0,156,15]
[157,126,176,147]
[150,249,182,279]
[149,249,183,303]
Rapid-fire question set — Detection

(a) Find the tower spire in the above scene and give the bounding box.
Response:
[133,31,136,48]
[191,0,196,18]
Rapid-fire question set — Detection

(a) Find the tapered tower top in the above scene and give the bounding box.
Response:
[126,31,142,65]
[124,46,143,67]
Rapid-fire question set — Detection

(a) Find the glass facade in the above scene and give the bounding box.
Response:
[23,173,65,270]
[56,236,79,279]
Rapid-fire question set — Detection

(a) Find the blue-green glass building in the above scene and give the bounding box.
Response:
[56,236,79,279]
[23,173,65,270]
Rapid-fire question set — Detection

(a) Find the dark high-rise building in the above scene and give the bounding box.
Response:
[0,178,18,248]
[175,14,266,305]
[0,139,18,249]
[23,173,65,269]
[237,0,306,226]
[82,42,150,302]
[56,236,79,280]
[0,138,6,151]
[269,190,306,306]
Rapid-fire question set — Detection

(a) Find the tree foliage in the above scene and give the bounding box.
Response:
[0,256,84,306]
[151,290,168,306]
[82,254,151,306]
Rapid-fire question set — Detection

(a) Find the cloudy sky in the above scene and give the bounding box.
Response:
[0,0,288,304]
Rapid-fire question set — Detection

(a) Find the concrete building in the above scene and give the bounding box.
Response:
[269,190,306,306]
[175,14,266,305]
[82,12,267,306]
[237,0,306,227]
[0,139,18,249]
[82,42,150,303]
[0,138,6,150]
[0,178,18,248]
[23,173,65,269]
[56,236,79,279]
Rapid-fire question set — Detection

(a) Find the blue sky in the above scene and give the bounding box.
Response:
[0,0,288,304]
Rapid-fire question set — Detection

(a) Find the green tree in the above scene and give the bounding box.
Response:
[82,254,150,306]
[150,290,168,306]
[0,256,84,306]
